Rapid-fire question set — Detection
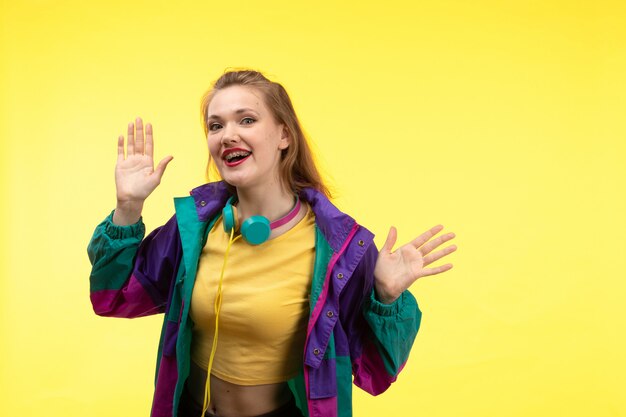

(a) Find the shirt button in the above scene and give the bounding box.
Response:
[358,240,364,246]
[200,200,207,207]
[326,311,334,318]
[313,348,321,356]
[336,273,344,279]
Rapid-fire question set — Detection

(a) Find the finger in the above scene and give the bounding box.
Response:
[154,155,173,179]
[423,244,457,267]
[145,123,154,159]
[135,117,144,155]
[117,135,125,161]
[420,263,453,277]
[420,232,456,256]
[410,224,444,250]
[380,226,397,254]
[127,122,135,155]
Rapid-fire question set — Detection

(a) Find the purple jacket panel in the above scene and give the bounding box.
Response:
[130,215,184,319]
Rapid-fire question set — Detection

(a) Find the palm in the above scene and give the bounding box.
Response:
[378,244,425,290]
[374,225,457,304]
[116,153,160,201]
[115,118,173,203]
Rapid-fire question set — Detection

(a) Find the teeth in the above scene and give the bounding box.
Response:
[225,151,251,161]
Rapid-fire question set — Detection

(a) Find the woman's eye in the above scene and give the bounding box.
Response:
[241,117,255,125]
[209,123,222,131]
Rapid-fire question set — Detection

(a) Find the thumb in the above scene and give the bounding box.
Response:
[154,155,174,179]
[381,226,397,254]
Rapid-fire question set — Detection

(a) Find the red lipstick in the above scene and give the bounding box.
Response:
[222,147,252,167]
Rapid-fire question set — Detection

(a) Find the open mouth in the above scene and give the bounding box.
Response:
[224,150,251,167]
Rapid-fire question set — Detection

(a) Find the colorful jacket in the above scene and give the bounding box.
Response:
[87,181,421,417]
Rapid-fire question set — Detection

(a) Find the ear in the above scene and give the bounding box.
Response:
[278,124,290,150]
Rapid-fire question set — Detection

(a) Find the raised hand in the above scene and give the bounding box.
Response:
[113,117,173,225]
[373,225,457,304]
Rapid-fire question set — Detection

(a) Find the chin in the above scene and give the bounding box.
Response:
[218,166,278,192]
[220,174,253,190]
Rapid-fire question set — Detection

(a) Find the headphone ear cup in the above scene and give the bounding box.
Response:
[223,202,236,233]
[241,216,271,245]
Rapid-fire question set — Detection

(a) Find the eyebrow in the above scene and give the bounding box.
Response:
[207,108,259,120]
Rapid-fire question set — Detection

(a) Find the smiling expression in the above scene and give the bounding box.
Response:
[206,86,290,191]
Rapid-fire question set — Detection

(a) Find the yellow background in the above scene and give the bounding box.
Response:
[1,0,625,416]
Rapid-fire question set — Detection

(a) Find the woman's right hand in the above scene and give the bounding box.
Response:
[113,117,173,225]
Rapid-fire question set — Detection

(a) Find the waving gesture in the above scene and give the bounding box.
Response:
[113,117,173,225]
[373,225,457,304]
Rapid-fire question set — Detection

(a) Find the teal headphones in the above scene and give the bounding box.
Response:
[222,195,302,245]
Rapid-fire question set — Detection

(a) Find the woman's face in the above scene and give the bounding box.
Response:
[206,86,289,191]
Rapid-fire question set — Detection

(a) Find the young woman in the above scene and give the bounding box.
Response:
[88,70,457,417]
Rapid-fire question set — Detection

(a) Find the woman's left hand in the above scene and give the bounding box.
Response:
[373,225,457,304]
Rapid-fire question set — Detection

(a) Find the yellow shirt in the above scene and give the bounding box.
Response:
[190,208,316,385]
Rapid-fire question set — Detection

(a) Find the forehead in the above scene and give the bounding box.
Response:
[207,85,268,118]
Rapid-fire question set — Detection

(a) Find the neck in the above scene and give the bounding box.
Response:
[235,183,295,224]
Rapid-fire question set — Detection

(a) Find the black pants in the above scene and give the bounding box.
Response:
[177,382,304,417]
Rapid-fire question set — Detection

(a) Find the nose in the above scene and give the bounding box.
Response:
[221,122,240,145]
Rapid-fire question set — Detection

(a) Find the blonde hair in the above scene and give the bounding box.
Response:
[200,69,330,198]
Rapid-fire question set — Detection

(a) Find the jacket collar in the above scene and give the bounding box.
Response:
[188,181,232,222]
[188,181,357,253]
[299,188,357,253]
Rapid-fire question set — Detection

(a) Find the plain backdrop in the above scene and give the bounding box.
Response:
[1,1,625,416]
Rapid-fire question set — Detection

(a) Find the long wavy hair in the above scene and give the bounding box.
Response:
[200,69,331,198]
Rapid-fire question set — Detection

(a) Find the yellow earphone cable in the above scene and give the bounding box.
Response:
[201,226,241,417]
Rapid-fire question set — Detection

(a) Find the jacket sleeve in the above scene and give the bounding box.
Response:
[87,210,182,318]
[341,242,421,396]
